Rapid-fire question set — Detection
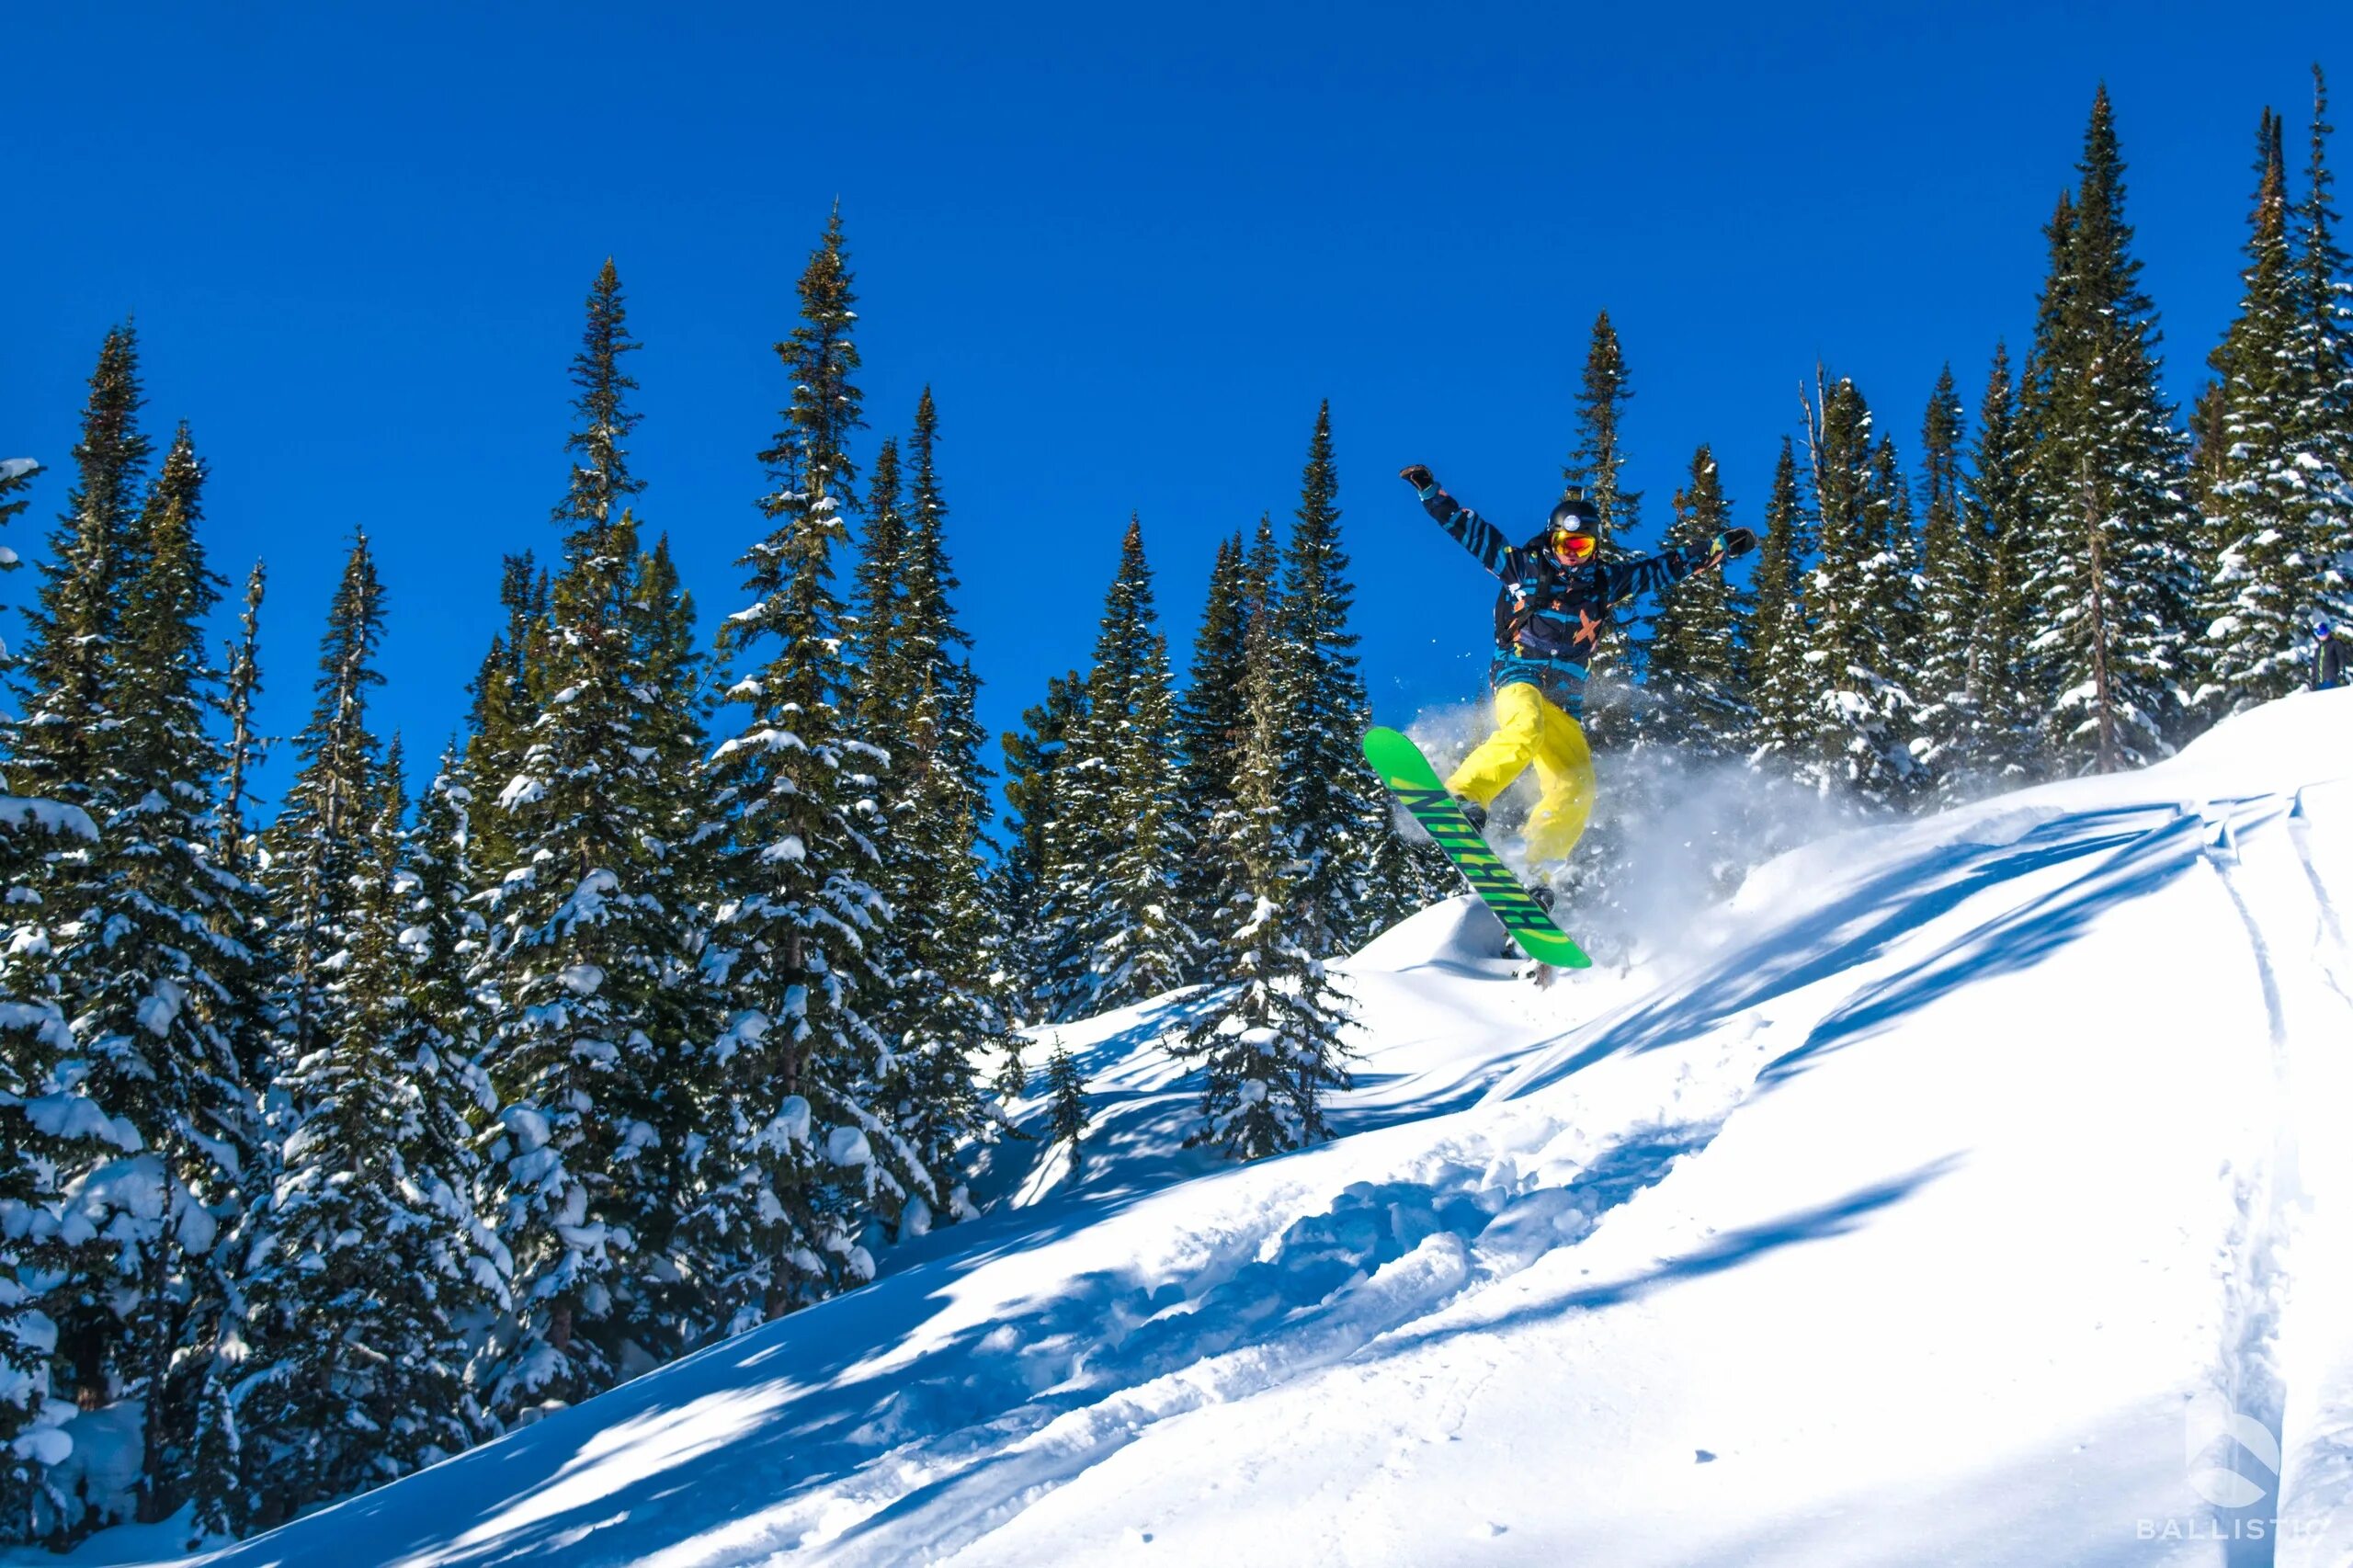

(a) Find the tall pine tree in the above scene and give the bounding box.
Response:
[849,391,998,1227]
[1172,533,1251,973]
[699,210,926,1332]
[1802,373,1919,801]
[2292,68,2353,625]
[999,669,1084,1010]
[1963,346,2047,788]
[2201,108,2318,709]
[233,744,497,1528]
[1275,402,1400,952]
[265,536,386,1080]
[0,447,108,1538]
[1744,438,1815,767]
[1564,312,1642,730]
[9,358,256,1530]
[1176,583,1353,1161]
[1911,367,1987,793]
[1033,517,1193,1017]
[473,260,718,1414]
[1646,445,1750,752]
[2018,87,2202,770]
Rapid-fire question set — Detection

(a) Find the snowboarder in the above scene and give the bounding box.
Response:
[2316,619,2346,691]
[1399,464,1754,863]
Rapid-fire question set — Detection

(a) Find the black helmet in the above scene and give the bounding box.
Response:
[1549,488,1600,534]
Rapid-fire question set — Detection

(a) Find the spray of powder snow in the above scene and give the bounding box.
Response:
[1397,696,1866,967]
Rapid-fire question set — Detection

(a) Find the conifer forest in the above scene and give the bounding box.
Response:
[4,74,2352,1549]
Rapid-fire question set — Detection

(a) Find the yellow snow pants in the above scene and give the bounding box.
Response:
[1444,682,1596,864]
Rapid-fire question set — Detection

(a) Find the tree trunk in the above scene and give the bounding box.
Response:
[2081,463,2117,775]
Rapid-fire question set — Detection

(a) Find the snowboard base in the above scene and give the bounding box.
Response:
[1362,726,1591,970]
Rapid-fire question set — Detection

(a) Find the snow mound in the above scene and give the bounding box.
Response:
[1347,892,1513,974]
[68,689,2353,1568]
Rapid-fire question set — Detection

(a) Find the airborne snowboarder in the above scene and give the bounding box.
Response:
[1397,463,1754,865]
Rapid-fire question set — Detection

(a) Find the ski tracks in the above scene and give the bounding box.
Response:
[2267,786,2353,1568]
[2198,788,2353,1567]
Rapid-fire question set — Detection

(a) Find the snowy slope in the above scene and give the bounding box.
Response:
[74,689,2353,1567]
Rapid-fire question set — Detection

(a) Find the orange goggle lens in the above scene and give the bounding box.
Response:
[1552,532,1596,563]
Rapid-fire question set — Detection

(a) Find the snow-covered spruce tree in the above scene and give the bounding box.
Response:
[1646,444,1751,753]
[460,552,547,881]
[1962,345,2047,788]
[1564,312,1643,737]
[0,348,143,1543]
[2017,87,2202,771]
[1911,367,1988,796]
[110,429,271,1524]
[1875,430,1928,712]
[557,259,646,533]
[1802,373,1920,803]
[2187,380,2233,522]
[698,210,923,1331]
[1242,510,1283,627]
[1176,597,1353,1161]
[2200,109,2321,711]
[195,562,278,1159]
[1043,1041,1087,1172]
[848,437,908,735]
[0,801,98,1543]
[0,450,107,1540]
[233,744,499,1529]
[406,746,495,1132]
[1544,319,1659,949]
[472,260,719,1412]
[997,668,1084,1012]
[6,328,147,833]
[1172,533,1250,975]
[1276,402,1409,951]
[1788,374,1919,800]
[1033,517,1195,1018]
[2292,67,2353,622]
[992,1033,1029,1105]
[216,562,265,872]
[10,372,257,1531]
[1614,445,1753,911]
[858,390,999,1223]
[900,392,995,916]
[265,534,386,1082]
[1743,438,1816,769]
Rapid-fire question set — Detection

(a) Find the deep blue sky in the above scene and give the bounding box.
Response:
[0,2,2338,810]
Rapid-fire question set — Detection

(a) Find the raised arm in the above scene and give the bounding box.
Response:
[1597,527,1758,606]
[1400,464,1518,579]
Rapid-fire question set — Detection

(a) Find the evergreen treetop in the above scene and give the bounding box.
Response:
[1646,444,1749,753]
[555,258,645,532]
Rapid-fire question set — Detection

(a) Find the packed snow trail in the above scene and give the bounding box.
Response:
[51,688,2353,1567]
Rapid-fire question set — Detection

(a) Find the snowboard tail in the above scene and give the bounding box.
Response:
[1362,726,1591,969]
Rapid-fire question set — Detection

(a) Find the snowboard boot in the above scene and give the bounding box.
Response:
[1452,793,1489,832]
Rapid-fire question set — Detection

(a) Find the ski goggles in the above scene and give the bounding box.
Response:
[1550,529,1597,565]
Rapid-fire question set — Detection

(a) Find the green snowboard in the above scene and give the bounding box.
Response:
[1362,726,1591,970]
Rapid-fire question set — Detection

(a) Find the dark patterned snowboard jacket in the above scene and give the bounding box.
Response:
[1416,483,1711,718]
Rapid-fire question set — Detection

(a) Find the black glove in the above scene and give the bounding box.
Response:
[1399,463,1436,492]
[1710,528,1757,562]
